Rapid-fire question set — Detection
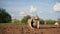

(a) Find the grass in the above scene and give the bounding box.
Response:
[0,21,28,25]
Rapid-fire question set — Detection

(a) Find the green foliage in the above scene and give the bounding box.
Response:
[12,21,22,25]
[46,19,55,25]
[0,8,12,23]
[21,15,31,24]
[12,19,22,24]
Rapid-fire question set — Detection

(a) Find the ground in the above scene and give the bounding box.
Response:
[0,24,60,34]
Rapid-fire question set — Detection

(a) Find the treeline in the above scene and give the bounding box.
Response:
[0,8,60,25]
[0,8,11,23]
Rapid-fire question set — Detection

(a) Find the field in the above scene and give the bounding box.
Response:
[0,23,60,34]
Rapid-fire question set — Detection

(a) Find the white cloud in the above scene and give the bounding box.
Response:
[28,13,33,16]
[39,11,43,13]
[29,5,37,12]
[20,12,25,15]
[53,2,60,11]
[19,12,27,16]
[11,14,16,19]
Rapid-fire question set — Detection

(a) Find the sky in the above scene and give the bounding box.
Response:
[0,0,60,20]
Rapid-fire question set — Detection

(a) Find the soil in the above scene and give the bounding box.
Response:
[0,24,60,34]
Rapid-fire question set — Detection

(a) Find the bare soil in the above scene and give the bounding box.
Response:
[0,24,60,34]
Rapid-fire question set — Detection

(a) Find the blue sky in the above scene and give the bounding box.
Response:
[0,0,60,20]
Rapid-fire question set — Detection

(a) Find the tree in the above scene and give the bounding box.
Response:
[46,19,55,25]
[57,18,60,24]
[21,15,31,24]
[0,8,11,23]
[39,20,45,24]
[58,18,60,22]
